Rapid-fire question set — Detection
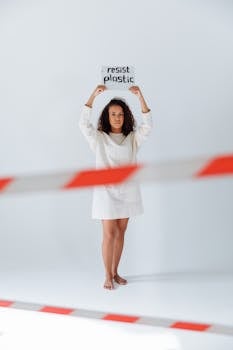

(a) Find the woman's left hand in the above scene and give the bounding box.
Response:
[129,85,142,98]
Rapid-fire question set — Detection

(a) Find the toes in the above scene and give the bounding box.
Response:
[114,275,127,285]
[119,279,127,285]
[104,280,114,290]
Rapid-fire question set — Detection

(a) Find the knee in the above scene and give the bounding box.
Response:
[116,226,126,240]
[104,229,116,241]
[118,221,128,235]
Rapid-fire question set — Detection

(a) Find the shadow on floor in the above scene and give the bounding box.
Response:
[124,270,233,283]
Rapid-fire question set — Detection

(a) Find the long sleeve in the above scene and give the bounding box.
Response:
[134,110,153,148]
[79,105,98,153]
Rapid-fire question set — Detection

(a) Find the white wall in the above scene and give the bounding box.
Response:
[0,0,233,274]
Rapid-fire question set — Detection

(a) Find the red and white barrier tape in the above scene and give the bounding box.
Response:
[0,299,232,336]
[0,154,232,195]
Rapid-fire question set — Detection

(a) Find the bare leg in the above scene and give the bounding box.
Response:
[112,218,129,285]
[101,219,118,290]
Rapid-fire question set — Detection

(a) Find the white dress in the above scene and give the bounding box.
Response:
[79,105,152,219]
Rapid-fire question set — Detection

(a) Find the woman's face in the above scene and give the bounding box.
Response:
[108,105,124,133]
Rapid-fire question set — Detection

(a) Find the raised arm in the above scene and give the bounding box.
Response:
[79,85,107,152]
[129,86,152,148]
[85,85,107,108]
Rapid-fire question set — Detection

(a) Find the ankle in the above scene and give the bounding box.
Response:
[106,273,113,280]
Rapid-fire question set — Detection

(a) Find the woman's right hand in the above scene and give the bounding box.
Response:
[85,85,107,108]
[93,85,107,97]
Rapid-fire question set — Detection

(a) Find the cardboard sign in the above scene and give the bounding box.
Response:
[101,66,135,90]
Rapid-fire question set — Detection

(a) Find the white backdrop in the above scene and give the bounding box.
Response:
[0,0,233,275]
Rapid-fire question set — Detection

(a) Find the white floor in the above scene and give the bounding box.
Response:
[0,267,232,349]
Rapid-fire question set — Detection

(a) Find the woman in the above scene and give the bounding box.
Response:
[79,85,152,290]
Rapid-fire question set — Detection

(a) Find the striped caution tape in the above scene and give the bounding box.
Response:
[0,299,233,337]
[0,154,232,195]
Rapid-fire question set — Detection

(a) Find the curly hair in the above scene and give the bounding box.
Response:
[97,98,135,136]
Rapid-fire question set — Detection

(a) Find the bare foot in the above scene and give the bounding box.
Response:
[104,278,114,290]
[113,273,127,285]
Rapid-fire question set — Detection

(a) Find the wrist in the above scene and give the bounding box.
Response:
[142,108,150,113]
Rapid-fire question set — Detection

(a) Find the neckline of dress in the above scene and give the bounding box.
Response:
[110,132,123,136]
